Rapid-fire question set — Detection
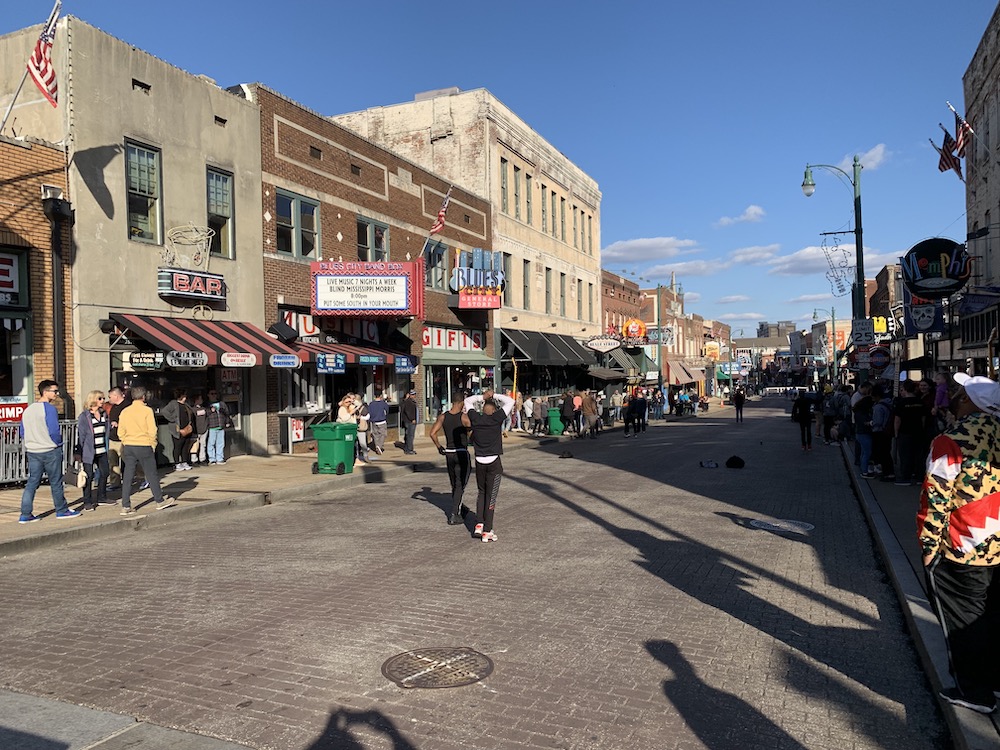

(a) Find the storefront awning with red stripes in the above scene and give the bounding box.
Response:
[110,313,300,366]
[296,339,397,365]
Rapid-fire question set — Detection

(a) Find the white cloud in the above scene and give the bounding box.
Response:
[718,295,750,304]
[788,293,833,303]
[729,244,780,265]
[837,144,889,173]
[601,237,700,263]
[767,245,843,276]
[717,312,767,321]
[716,205,765,227]
[645,259,724,278]
[682,291,702,303]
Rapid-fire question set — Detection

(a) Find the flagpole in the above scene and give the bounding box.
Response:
[0,0,61,135]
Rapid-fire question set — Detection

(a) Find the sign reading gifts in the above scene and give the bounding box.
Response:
[311,260,425,318]
[422,326,486,352]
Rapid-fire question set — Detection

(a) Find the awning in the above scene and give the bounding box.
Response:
[588,367,628,382]
[665,359,702,385]
[716,372,731,381]
[554,335,597,366]
[608,347,639,371]
[421,349,495,365]
[501,330,567,366]
[296,339,397,365]
[110,312,300,367]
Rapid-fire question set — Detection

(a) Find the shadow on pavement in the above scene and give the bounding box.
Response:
[646,639,807,750]
[0,726,68,750]
[305,707,417,750]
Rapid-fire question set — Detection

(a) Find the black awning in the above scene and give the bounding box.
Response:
[588,367,628,381]
[554,335,597,366]
[501,329,570,366]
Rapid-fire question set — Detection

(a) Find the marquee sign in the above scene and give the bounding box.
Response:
[312,260,425,318]
[157,268,226,303]
[586,335,623,353]
[900,238,973,299]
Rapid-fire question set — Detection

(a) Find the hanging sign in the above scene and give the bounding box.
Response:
[269,354,301,369]
[317,353,346,374]
[128,351,165,370]
[220,352,257,367]
[395,355,417,375]
[899,238,973,299]
[166,350,208,368]
[586,335,623,353]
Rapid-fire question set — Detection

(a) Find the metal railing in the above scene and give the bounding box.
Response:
[0,421,79,485]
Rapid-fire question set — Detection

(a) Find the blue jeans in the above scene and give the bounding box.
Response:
[22,447,70,517]
[207,429,226,463]
[857,433,874,473]
[403,421,416,453]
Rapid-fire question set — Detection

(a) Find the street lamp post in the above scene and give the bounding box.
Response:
[813,306,837,385]
[801,155,867,383]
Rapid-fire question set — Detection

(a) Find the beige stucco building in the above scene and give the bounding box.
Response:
[330,88,602,393]
[0,18,284,454]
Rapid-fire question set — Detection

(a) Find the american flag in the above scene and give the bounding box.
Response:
[27,1,61,108]
[955,111,974,158]
[932,137,963,181]
[428,186,452,235]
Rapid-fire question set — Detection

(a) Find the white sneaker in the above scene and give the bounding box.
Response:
[481,531,498,543]
[473,523,484,537]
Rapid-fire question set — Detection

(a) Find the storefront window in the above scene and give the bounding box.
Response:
[0,320,30,398]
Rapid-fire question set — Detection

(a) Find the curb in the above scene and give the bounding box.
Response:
[842,443,1000,750]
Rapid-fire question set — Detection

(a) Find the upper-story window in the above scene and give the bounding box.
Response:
[513,166,521,220]
[500,158,509,214]
[426,240,448,291]
[357,217,388,261]
[540,183,548,233]
[126,140,162,244]
[276,191,319,259]
[206,168,234,258]
[525,174,533,225]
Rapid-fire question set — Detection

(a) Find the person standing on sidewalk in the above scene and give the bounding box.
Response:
[206,390,231,465]
[430,390,472,526]
[894,379,927,485]
[106,386,128,489]
[160,388,194,472]
[117,385,175,516]
[582,390,600,439]
[189,392,209,466]
[367,388,389,455]
[76,390,112,511]
[400,390,418,454]
[632,389,649,434]
[918,373,1000,714]
[463,390,515,543]
[18,379,81,523]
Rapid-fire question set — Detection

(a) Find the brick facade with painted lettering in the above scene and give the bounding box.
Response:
[248,85,493,441]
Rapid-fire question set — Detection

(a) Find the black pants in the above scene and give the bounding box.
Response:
[798,422,812,447]
[474,457,503,532]
[896,433,923,483]
[121,445,165,508]
[82,453,110,507]
[927,559,1000,704]
[734,405,744,422]
[872,432,894,476]
[446,450,471,516]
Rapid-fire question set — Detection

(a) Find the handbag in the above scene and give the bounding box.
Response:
[76,466,88,489]
[190,438,200,454]
[179,423,193,437]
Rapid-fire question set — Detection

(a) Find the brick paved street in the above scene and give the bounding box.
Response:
[0,400,949,749]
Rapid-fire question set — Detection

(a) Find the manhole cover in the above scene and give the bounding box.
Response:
[749,519,815,535]
[381,647,494,689]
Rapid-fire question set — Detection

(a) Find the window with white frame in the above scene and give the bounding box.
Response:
[426,240,448,291]
[126,141,161,244]
[357,217,388,261]
[206,168,234,257]
[276,191,319,259]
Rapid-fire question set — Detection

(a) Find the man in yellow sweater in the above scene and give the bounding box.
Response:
[117,385,175,515]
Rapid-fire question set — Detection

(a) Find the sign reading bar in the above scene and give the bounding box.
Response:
[220,352,257,367]
[269,354,301,369]
[157,268,227,303]
[166,350,208,368]
[129,351,166,370]
[317,353,346,374]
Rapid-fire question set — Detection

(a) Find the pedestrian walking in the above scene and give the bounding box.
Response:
[367,388,389,455]
[117,385,175,515]
[463,390,515,543]
[853,386,875,476]
[632,389,649,434]
[105,386,128,489]
[611,389,623,422]
[429,390,472,526]
[532,396,546,435]
[189,392,209,466]
[400,390,418,454]
[622,395,634,437]
[18,379,81,523]
[821,384,837,444]
[76,390,112,511]
[733,387,746,423]
[353,394,371,465]
[560,391,575,436]
[790,390,815,450]
[870,384,895,482]
[918,373,1000,714]
[582,390,599,439]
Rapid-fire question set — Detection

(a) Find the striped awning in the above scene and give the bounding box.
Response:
[110,312,300,366]
[296,339,397,365]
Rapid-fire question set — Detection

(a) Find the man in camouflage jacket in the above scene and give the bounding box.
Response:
[918,373,1000,713]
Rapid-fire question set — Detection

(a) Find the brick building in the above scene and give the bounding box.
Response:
[237,85,494,444]
[0,136,71,418]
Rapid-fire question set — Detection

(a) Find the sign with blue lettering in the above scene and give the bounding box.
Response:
[269,353,301,369]
[359,353,386,366]
[317,353,346,374]
[900,237,972,299]
[395,355,416,374]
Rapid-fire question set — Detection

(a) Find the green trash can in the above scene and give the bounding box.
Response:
[547,407,564,435]
[312,422,357,475]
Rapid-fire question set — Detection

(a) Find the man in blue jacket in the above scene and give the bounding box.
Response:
[18,379,81,523]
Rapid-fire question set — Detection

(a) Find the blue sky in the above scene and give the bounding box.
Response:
[5,1,995,334]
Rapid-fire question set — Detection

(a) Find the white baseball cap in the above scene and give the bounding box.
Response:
[953,373,1000,418]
